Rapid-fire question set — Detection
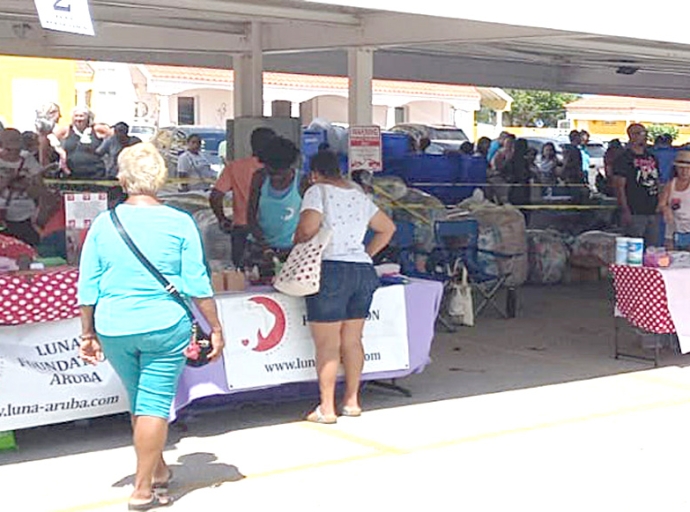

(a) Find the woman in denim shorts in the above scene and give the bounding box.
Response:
[294,149,395,424]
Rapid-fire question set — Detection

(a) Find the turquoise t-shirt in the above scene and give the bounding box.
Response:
[257,172,301,249]
[77,204,213,337]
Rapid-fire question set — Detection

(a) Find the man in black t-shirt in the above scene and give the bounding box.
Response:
[613,123,660,246]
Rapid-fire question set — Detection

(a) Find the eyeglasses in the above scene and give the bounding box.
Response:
[630,130,647,136]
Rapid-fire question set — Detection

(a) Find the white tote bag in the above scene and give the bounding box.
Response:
[447,262,474,327]
[274,185,334,297]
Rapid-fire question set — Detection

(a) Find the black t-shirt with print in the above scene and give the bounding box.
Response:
[613,148,660,215]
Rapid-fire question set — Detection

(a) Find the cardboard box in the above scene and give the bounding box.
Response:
[211,271,225,293]
[223,270,246,292]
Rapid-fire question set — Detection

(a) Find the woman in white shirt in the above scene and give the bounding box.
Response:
[294,149,396,424]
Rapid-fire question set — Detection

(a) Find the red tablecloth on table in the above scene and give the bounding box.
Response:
[610,264,676,334]
[0,267,79,325]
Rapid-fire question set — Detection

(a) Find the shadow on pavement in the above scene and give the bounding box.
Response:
[112,452,245,500]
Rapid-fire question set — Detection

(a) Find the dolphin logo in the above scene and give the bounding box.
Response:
[240,296,287,352]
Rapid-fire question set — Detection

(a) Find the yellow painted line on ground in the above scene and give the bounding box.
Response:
[50,391,690,512]
[299,420,408,455]
[52,453,384,512]
[416,395,690,454]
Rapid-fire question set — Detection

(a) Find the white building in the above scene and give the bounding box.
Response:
[115,64,511,137]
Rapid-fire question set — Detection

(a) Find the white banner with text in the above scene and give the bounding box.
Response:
[0,318,128,431]
[219,285,409,391]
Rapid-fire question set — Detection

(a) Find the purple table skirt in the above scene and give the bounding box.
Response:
[171,279,443,419]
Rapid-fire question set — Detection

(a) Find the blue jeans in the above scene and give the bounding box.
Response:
[306,261,379,323]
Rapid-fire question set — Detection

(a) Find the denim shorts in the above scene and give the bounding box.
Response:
[306,260,379,323]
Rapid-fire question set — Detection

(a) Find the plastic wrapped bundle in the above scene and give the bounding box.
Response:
[387,188,447,252]
[192,209,232,263]
[373,176,408,201]
[307,118,349,155]
[162,191,214,216]
[570,230,618,268]
[527,230,569,284]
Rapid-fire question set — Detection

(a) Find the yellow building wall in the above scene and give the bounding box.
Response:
[0,56,77,129]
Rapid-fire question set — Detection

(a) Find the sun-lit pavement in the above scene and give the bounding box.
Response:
[2,283,690,512]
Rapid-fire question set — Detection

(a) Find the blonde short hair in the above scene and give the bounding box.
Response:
[117,143,167,195]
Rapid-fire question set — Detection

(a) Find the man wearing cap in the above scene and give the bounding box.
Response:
[659,150,690,249]
[0,128,44,246]
[613,123,660,246]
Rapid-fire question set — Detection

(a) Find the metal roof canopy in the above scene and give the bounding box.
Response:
[2,0,690,99]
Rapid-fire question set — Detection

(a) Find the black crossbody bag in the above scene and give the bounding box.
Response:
[109,208,213,367]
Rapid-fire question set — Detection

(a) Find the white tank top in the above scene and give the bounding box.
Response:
[669,178,690,233]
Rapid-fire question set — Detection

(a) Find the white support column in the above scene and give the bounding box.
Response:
[158,94,171,126]
[348,48,374,126]
[385,106,396,129]
[233,22,264,118]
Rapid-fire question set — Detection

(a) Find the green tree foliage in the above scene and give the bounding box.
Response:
[505,89,581,127]
[647,124,679,142]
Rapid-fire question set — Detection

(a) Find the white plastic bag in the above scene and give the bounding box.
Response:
[447,263,474,327]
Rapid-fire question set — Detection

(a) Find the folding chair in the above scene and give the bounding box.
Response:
[433,218,521,319]
[370,220,426,277]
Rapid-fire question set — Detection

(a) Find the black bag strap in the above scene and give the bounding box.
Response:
[109,208,193,319]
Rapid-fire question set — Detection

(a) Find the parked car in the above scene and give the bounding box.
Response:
[390,124,469,152]
[128,124,156,143]
[152,125,226,178]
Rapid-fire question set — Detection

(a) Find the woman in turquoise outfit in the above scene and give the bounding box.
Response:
[77,143,225,511]
[247,135,305,276]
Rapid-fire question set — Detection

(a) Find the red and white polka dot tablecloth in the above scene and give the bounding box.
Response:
[610,265,676,334]
[0,268,79,325]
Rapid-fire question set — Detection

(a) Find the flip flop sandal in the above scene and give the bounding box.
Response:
[305,406,337,424]
[341,406,362,417]
[152,469,173,493]
[128,494,174,511]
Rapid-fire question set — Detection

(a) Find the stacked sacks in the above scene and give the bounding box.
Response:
[454,191,528,287]
[526,230,569,284]
[570,230,617,268]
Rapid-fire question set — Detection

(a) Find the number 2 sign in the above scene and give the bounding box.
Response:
[33,0,94,36]
[53,0,71,12]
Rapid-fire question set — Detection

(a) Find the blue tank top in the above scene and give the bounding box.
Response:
[258,171,301,249]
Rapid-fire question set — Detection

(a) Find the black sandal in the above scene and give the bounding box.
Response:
[128,494,174,511]
[152,469,173,492]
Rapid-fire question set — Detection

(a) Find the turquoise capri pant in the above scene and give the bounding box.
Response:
[98,317,192,419]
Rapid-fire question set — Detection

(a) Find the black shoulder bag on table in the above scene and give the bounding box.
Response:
[110,208,213,367]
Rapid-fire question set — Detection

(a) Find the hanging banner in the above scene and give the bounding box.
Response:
[0,318,128,431]
[219,285,409,391]
[348,125,382,174]
[64,192,107,265]
[33,0,95,36]
[64,192,107,230]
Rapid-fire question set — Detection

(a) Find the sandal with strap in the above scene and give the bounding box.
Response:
[128,494,174,511]
[341,406,362,417]
[152,469,173,493]
[305,406,337,424]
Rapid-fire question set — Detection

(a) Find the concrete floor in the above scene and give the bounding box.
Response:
[2,281,690,512]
